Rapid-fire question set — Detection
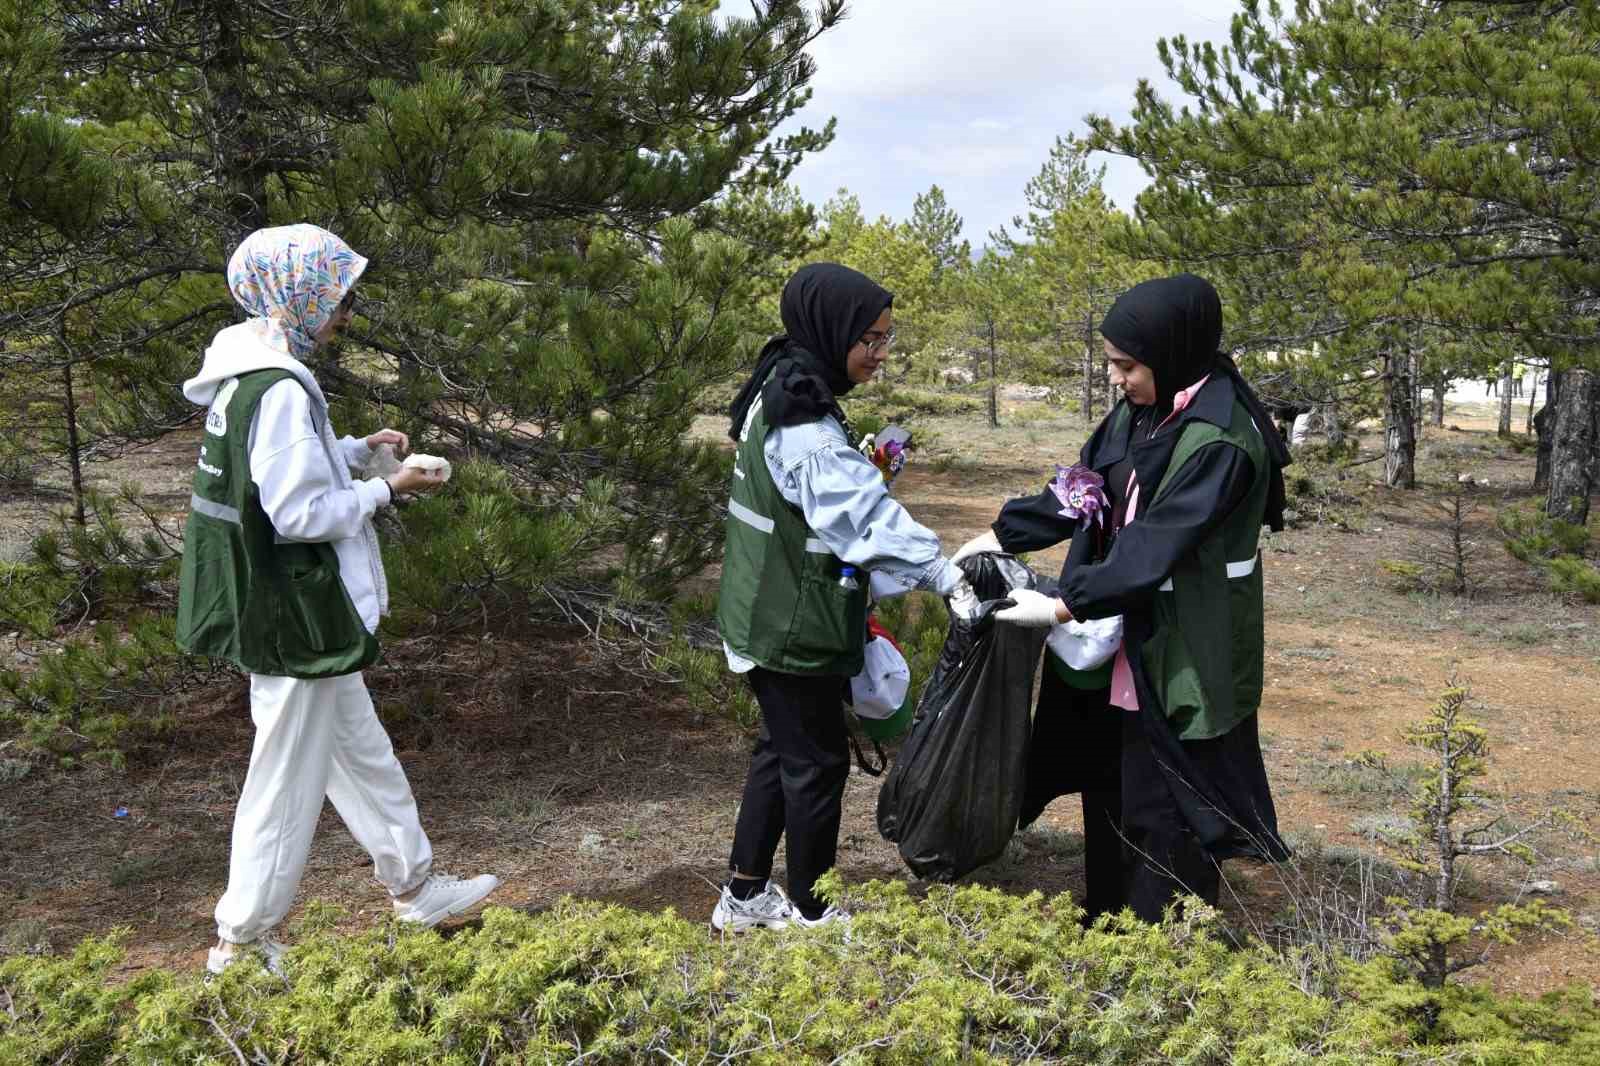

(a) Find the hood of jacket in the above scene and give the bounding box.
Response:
[182,321,327,410]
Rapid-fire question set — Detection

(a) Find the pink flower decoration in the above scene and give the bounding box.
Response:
[1050,464,1109,527]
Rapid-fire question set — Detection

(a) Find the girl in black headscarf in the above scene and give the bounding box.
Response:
[958,273,1291,922]
[714,263,977,932]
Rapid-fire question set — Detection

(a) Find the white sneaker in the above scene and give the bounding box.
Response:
[393,872,501,927]
[793,905,851,930]
[710,880,795,933]
[206,938,287,977]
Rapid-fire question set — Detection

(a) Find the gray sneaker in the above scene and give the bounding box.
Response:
[710,880,795,932]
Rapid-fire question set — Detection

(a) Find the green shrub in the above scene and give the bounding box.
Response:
[1294,437,1361,465]
[0,613,228,766]
[1501,432,1537,455]
[1496,504,1590,563]
[1496,504,1599,603]
[848,381,986,421]
[654,630,759,728]
[1282,455,1365,530]
[0,434,38,493]
[1545,556,1600,604]
[381,462,623,635]
[0,492,232,764]
[0,489,182,638]
[1378,559,1426,593]
[3,884,1597,1064]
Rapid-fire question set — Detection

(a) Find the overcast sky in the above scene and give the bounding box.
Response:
[724,0,1243,247]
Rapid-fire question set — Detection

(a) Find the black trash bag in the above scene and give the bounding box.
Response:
[876,553,1048,881]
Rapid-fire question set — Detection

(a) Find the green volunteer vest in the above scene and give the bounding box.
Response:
[176,369,379,679]
[1139,397,1271,740]
[716,399,869,676]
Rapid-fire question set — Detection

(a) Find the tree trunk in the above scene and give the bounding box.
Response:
[208,0,270,255]
[1104,350,1114,412]
[1412,353,1425,435]
[1547,367,1597,526]
[987,319,999,429]
[1432,373,1447,427]
[1497,360,1515,437]
[60,358,87,528]
[1526,368,1539,434]
[1385,351,1416,489]
[1322,397,1344,448]
[1081,309,1097,425]
[1534,370,1558,492]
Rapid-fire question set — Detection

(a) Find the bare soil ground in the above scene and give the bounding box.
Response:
[2,398,1596,995]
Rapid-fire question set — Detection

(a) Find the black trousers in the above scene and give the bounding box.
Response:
[728,667,851,917]
[1023,669,1220,924]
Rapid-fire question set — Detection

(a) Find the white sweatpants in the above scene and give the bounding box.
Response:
[214,672,433,943]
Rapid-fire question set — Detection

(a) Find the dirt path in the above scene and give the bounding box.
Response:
[2,407,1596,994]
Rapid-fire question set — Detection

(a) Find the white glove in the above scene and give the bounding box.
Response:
[951,529,1001,565]
[947,576,981,620]
[994,588,1065,628]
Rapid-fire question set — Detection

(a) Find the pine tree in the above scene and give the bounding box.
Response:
[1089,0,1600,505]
[1,0,126,522]
[814,189,941,358]
[2,0,845,622]
[992,139,1150,424]
[908,184,971,281]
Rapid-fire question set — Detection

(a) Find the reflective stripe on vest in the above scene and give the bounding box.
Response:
[189,493,241,525]
[727,497,834,555]
[1157,551,1258,593]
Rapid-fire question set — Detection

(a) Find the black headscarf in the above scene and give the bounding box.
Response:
[1099,273,1293,529]
[728,263,893,440]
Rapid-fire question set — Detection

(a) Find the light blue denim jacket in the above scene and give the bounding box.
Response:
[723,413,957,673]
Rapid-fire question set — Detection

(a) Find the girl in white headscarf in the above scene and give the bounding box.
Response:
[178,224,499,975]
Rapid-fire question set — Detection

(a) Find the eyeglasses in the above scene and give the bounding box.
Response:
[337,289,357,313]
[858,327,895,354]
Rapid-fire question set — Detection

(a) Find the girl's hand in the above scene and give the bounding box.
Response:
[385,466,446,498]
[994,589,1070,628]
[365,429,410,454]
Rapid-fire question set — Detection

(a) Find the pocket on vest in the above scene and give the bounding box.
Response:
[787,572,866,669]
[277,561,365,656]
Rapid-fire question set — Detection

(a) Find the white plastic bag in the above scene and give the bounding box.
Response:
[1045,615,1122,671]
[848,636,911,720]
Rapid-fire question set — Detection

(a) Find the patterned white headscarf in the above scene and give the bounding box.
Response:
[226,224,368,358]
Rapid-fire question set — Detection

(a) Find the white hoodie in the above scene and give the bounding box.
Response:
[184,322,392,633]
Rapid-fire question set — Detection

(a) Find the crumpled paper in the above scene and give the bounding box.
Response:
[402,453,452,482]
[369,444,451,483]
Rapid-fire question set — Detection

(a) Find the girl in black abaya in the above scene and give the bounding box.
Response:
[969,273,1292,921]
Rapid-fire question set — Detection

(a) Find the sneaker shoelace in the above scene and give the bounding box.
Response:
[751,886,793,918]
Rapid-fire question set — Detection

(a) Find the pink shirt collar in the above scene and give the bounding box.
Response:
[1159,373,1211,430]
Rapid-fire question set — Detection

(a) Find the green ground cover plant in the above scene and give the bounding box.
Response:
[3,880,1596,1065]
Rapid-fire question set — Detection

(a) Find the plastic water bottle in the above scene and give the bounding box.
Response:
[837,565,860,591]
